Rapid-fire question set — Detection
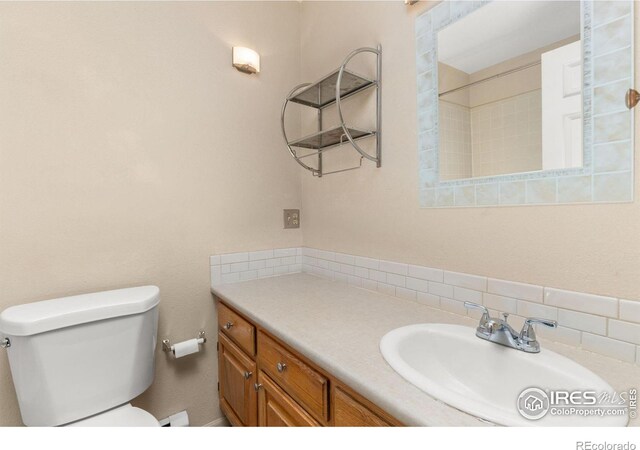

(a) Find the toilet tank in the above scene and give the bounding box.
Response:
[0,286,160,426]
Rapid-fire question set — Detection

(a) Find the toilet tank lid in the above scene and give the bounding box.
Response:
[0,286,160,337]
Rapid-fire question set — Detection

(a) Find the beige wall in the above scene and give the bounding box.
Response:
[438,62,469,106]
[299,1,640,301]
[0,2,301,426]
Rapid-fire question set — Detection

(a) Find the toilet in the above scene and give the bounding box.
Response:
[0,286,161,427]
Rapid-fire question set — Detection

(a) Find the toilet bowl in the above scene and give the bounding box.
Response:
[67,404,159,427]
[0,286,161,427]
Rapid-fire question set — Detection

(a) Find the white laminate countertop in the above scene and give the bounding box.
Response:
[211,273,640,426]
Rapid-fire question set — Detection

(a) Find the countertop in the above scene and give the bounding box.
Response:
[211,273,640,426]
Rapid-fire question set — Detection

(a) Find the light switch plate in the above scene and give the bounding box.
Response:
[283,209,300,229]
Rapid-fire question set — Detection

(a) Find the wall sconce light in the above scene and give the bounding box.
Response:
[232,47,260,74]
[404,0,419,5]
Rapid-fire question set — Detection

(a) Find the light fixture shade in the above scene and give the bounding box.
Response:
[232,47,260,74]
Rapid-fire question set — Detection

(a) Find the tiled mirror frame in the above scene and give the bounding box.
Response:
[416,0,635,208]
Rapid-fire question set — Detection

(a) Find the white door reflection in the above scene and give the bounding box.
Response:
[541,40,583,170]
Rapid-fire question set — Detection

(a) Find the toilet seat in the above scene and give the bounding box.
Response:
[66,403,160,427]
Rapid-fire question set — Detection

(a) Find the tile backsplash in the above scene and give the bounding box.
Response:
[210,246,640,366]
[210,248,302,285]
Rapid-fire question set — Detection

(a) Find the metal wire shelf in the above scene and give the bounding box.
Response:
[281,45,382,177]
[288,70,375,109]
[288,126,375,151]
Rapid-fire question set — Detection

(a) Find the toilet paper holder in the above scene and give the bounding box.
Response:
[162,331,207,353]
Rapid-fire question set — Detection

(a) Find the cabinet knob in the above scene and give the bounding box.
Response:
[626,88,640,109]
[224,321,234,330]
[276,362,287,373]
[243,371,253,380]
[254,383,263,391]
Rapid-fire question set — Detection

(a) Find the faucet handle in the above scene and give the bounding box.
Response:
[464,302,490,324]
[520,317,557,343]
[464,302,488,316]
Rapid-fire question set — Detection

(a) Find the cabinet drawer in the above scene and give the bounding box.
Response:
[258,331,329,423]
[218,302,256,356]
[334,387,391,427]
[257,371,321,427]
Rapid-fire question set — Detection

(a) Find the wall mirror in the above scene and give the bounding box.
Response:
[416,1,634,207]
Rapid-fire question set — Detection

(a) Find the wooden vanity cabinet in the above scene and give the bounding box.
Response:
[216,300,402,427]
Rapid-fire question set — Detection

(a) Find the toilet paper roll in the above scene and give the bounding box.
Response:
[172,338,200,358]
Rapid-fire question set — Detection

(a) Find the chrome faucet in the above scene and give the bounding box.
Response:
[464,302,557,353]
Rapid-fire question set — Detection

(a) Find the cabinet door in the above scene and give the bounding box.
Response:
[257,371,321,427]
[333,387,392,427]
[218,332,257,426]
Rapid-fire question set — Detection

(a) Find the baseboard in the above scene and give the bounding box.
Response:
[203,416,230,427]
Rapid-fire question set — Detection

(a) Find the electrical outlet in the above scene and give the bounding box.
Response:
[283,209,300,229]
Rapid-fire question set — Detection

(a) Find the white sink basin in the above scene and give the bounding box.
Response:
[380,323,628,426]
